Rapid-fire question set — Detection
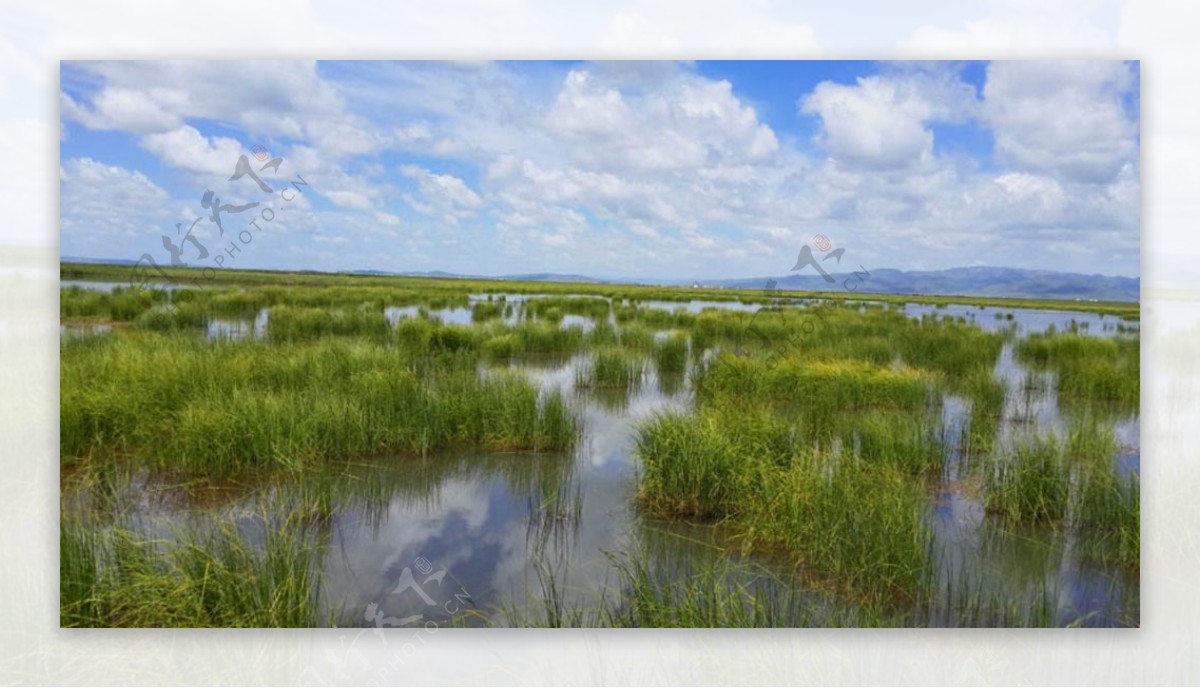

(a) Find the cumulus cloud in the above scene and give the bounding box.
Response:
[60,157,172,247]
[139,125,246,178]
[399,165,483,225]
[545,68,778,173]
[800,65,978,169]
[982,60,1138,183]
[62,61,345,140]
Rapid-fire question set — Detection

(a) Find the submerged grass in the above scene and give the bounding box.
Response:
[984,437,1070,524]
[577,348,644,389]
[652,334,688,376]
[635,404,931,604]
[1017,333,1139,410]
[1076,463,1139,569]
[61,511,325,627]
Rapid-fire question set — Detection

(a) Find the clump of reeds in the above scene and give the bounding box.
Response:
[635,409,766,519]
[635,404,930,603]
[617,323,655,351]
[698,354,937,426]
[1075,462,1139,569]
[471,301,504,322]
[961,365,1005,456]
[747,454,930,604]
[984,437,1070,523]
[587,321,619,348]
[512,321,585,354]
[577,348,644,389]
[60,286,169,323]
[652,334,689,376]
[1016,333,1139,409]
[267,305,390,342]
[853,410,943,476]
[60,511,325,627]
[61,332,579,474]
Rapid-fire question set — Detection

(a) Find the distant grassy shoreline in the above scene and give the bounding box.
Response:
[60,261,1140,317]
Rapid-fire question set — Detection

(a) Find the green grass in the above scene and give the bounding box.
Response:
[984,438,1070,523]
[471,301,504,322]
[749,455,930,604]
[854,410,943,476]
[1016,333,1139,410]
[511,321,586,354]
[594,555,820,628]
[1065,416,1120,463]
[62,332,579,474]
[635,404,930,603]
[524,296,611,320]
[577,348,644,389]
[267,304,391,342]
[134,302,209,331]
[61,285,168,322]
[60,511,325,627]
[1075,464,1139,569]
[636,408,770,519]
[617,323,655,350]
[652,334,689,376]
[698,354,938,428]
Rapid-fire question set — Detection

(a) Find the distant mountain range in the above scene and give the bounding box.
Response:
[359,269,605,284]
[62,257,1139,302]
[331,265,1140,301]
[685,266,1140,302]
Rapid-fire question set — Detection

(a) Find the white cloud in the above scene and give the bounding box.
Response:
[982,60,1138,183]
[139,125,245,177]
[800,66,977,169]
[545,67,778,173]
[399,164,483,225]
[60,158,171,245]
[62,87,181,134]
[55,58,1139,279]
[62,61,345,139]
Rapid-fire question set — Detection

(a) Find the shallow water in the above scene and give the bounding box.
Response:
[61,279,180,293]
[205,308,270,340]
[638,299,763,314]
[59,322,112,340]
[903,302,1137,338]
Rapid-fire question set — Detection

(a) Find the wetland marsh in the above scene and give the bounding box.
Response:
[59,264,1140,627]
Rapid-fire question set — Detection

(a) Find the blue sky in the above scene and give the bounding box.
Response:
[59,60,1140,280]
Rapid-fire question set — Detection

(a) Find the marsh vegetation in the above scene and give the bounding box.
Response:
[60,263,1140,627]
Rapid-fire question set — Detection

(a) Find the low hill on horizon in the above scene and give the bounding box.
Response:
[61,258,1139,302]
